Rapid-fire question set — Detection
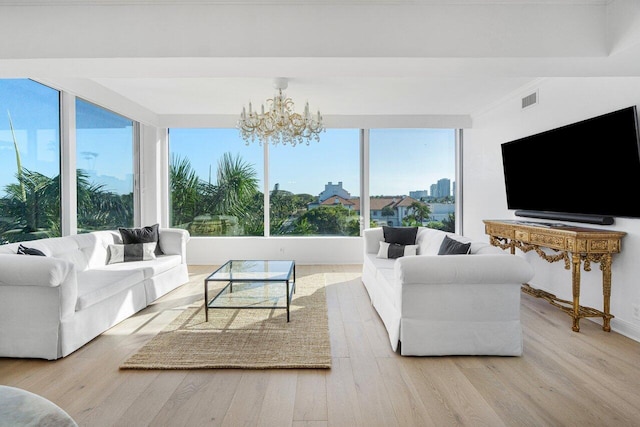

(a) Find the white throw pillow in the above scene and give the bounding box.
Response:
[377,241,418,259]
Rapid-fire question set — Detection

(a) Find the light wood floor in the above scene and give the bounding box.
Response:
[2,264,640,427]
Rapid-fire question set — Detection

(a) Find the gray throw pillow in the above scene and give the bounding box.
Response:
[438,235,471,255]
[118,224,163,255]
[382,226,418,245]
[17,244,46,256]
[377,241,418,259]
[108,243,157,264]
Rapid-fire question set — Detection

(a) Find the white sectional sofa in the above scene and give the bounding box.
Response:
[0,228,189,360]
[362,227,534,356]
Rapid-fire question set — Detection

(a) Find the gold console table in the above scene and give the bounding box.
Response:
[483,220,626,332]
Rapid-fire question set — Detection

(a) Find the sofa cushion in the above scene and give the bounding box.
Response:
[377,242,418,259]
[98,254,182,280]
[107,243,157,264]
[383,226,418,245]
[75,269,145,311]
[416,228,447,255]
[438,235,471,255]
[119,224,163,255]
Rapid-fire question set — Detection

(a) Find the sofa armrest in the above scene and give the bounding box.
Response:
[158,228,190,263]
[0,255,78,358]
[363,227,384,254]
[395,254,534,286]
[0,254,75,288]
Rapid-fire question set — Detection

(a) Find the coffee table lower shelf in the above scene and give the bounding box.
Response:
[205,280,296,322]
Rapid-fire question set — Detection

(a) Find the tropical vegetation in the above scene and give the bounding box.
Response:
[168,152,455,237]
[1,112,133,244]
[2,147,454,243]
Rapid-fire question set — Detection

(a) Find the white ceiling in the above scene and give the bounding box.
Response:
[1,0,638,127]
[89,76,534,116]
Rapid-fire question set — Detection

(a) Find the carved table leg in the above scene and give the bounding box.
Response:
[571,253,581,332]
[601,253,613,332]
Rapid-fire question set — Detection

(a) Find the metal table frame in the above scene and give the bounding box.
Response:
[204,260,296,322]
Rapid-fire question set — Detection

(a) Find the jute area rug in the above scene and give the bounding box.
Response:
[120,272,330,370]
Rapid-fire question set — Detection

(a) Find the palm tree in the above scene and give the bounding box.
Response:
[211,152,258,218]
[2,168,59,239]
[403,201,431,226]
[7,111,26,203]
[169,154,200,226]
[169,152,259,236]
[76,170,134,231]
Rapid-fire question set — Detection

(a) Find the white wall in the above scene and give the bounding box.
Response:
[464,77,640,341]
[187,236,363,266]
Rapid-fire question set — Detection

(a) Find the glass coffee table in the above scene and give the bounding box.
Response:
[204,260,296,322]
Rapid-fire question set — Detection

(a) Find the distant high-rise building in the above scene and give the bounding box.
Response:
[436,178,451,198]
[430,183,438,198]
[409,190,428,200]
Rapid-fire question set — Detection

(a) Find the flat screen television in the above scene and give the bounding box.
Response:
[501,105,640,224]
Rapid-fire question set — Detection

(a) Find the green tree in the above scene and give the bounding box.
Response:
[426,220,446,231]
[381,205,395,224]
[403,201,431,226]
[2,168,59,240]
[441,212,455,232]
[270,188,298,234]
[168,152,260,236]
[294,205,351,235]
[242,192,265,236]
[293,217,315,235]
[346,218,361,236]
[170,154,200,226]
[270,190,315,235]
[211,152,258,219]
[1,168,133,242]
[76,170,134,231]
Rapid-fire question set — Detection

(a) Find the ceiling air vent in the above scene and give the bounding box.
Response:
[521,91,538,109]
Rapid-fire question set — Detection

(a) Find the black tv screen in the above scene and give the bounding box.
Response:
[501,106,640,220]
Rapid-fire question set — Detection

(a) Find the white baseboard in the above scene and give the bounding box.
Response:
[610,318,640,343]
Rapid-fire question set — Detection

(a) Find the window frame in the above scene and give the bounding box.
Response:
[166,126,461,237]
[0,79,142,243]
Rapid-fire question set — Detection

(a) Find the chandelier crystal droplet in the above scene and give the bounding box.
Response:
[237,80,325,147]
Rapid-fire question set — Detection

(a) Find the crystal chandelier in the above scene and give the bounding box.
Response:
[237,78,325,147]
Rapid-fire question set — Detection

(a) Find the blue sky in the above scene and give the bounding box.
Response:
[1,79,456,199]
[0,80,134,196]
[170,128,455,198]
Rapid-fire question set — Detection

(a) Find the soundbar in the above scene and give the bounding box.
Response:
[514,210,614,225]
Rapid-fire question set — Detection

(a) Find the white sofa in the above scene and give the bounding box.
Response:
[362,227,534,356]
[0,228,189,360]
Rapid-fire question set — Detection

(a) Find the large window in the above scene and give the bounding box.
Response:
[269,129,360,236]
[369,129,456,232]
[0,79,61,243]
[76,99,135,232]
[168,127,457,237]
[168,129,264,236]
